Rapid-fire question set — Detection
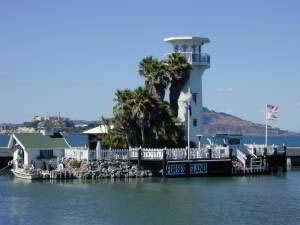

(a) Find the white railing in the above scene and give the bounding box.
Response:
[211,146,230,159]
[98,147,230,161]
[100,149,129,160]
[180,52,210,65]
[236,149,247,168]
[65,146,234,161]
[245,144,285,157]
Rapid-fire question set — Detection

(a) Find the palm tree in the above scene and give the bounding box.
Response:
[138,56,169,101]
[129,87,159,147]
[165,53,192,116]
[113,89,138,147]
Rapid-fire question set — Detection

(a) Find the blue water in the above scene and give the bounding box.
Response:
[1,133,300,225]
[0,172,300,225]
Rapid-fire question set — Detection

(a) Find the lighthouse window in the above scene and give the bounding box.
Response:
[193,119,197,127]
[192,93,197,104]
[182,44,188,52]
[192,45,197,52]
[174,45,179,52]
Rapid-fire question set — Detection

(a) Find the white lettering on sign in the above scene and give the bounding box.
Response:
[190,163,207,174]
[167,164,186,176]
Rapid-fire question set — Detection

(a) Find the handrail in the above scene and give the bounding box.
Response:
[167,52,210,65]
[236,149,247,168]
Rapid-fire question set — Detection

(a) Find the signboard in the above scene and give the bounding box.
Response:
[190,163,207,175]
[166,164,186,176]
[166,163,208,176]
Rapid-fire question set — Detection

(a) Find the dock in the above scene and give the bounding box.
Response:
[286,147,300,169]
[92,146,287,177]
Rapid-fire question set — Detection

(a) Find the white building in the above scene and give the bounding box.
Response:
[9,133,69,169]
[164,36,210,144]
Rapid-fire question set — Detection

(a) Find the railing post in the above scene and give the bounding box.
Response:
[138,146,142,171]
[185,147,188,160]
[127,147,131,162]
[229,148,233,159]
[162,147,167,178]
[208,148,212,160]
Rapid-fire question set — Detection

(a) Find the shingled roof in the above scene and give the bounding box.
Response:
[13,133,69,149]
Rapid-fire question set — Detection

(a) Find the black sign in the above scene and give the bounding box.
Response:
[190,163,207,174]
[166,163,208,176]
[166,164,186,176]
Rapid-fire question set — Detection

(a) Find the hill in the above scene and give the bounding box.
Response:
[202,107,296,136]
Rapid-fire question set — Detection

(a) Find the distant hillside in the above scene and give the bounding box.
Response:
[202,107,297,136]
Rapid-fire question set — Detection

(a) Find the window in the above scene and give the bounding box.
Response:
[182,44,188,52]
[39,150,53,158]
[229,138,241,145]
[192,93,197,104]
[174,45,179,52]
[193,119,197,127]
[191,45,197,53]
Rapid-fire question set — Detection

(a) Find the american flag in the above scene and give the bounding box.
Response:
[267,104,279,121]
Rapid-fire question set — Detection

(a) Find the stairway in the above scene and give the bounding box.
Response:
[232,149,266,175]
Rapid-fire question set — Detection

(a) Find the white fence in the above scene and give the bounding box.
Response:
[245,144,285,156]
[98,147,230,161]
[65,144,284,162]
[65,147,96,161]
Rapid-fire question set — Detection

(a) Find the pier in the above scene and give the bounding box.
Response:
[83,145,287,177]
[286,147,300,168]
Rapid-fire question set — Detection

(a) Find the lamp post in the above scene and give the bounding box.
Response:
[186,90,192,160]
[196,134,203,149]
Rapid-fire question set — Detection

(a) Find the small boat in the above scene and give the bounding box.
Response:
[11,168,40,180]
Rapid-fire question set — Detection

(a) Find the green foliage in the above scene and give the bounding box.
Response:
[101,52,191,148]
[138,56,169,101]
[164,53,192,116]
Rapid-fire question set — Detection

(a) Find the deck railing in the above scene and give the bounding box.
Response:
[67,144,284,161]
[173,52,210,66]
[97,147,230,161]
[245,144,285,156]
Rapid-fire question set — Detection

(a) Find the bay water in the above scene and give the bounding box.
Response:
[1,134,300,225]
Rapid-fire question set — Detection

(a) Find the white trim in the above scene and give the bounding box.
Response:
[7,135,14,149]
[12,134,26,150]
[164,36,210,44]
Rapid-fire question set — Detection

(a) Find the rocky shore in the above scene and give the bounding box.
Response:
[62,159,154,179]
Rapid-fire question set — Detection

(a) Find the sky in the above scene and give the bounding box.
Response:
[0,0,300,131]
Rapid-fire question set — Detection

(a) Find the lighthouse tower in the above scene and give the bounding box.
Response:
[164,36,210,144]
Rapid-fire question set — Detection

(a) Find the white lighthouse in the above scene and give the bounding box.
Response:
[164,36,210,144]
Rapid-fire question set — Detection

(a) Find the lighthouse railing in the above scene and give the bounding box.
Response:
[177,52,210,65]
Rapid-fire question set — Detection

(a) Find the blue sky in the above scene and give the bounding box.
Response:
[0,0,300,131]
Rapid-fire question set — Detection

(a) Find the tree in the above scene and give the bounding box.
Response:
[138,56,169,101]
[100,117,128,149]
[164,53,192,116]
[100,53,190,149]
[128,87,160,147]
[104,87,186,148]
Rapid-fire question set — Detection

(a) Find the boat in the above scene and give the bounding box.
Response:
[11,168,40,180]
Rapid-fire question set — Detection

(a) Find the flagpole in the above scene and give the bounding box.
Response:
[187,88,191,160]
[187,103,190,160]
[265,104,268,146]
